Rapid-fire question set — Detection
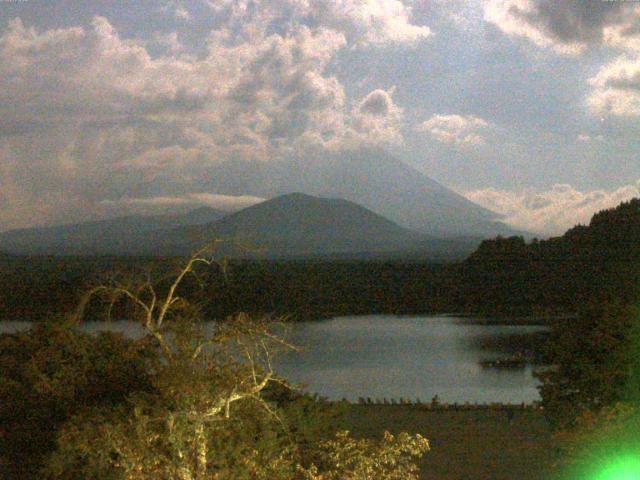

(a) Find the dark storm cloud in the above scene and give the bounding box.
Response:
[484,0,637,53]
[517,0,624,44]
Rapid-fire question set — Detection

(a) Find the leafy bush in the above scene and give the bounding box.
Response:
[0,320,154,479]
[298,430,429,480]
[536,301,639,429]
[41,318,427,480]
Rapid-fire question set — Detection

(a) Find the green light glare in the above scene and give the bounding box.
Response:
[591,454,640,480]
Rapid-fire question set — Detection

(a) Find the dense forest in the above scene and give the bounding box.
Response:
[0,257,448,322]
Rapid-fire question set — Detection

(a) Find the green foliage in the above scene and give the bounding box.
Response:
[201,260,445,320]
[0,321,154,479]
[45,391,305,480]
[42,319,426,480]
[47,399,318,480]
[0,256,154,321]
[298,430,429,480]
[537,301,640,429]
[452,198,640,315]
[0,256,445,323]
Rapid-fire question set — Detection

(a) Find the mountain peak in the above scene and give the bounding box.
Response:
[270,192,317,203]
[163,193,432,258]
[200,149,523,238]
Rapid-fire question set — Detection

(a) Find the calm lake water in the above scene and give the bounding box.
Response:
[0,315,547,404]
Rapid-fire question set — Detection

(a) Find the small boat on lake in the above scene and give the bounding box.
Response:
[479,353,527,369]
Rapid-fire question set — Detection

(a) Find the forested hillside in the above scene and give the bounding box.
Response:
[449,198,640,314]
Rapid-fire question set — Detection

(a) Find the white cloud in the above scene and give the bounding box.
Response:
[175,6,191,20]
[415,114,490,146]
[603,5,640,51]
[0,17,214,125]
[572,5,640,118]
[0,5,430,229]
[465,182,640,236]
[347,88,403,145]
[314,0,432,46]
[187,193,264,210]
[161,1,191,21]
[482,2,640,118]
[588,53,640,117]
[98,193,265,216]
[208,0,432,48]
[0,13,412,151]
[359,89,395,116]
[150,32,185,54]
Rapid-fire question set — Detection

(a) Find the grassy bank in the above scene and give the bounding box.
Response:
[345,404,558,480]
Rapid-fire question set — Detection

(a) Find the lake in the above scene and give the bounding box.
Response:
[0,315,547,404]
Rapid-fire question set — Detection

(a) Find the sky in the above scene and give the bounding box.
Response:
[0,0,639,235]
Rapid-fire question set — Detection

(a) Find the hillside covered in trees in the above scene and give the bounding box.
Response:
[448,198,640,315]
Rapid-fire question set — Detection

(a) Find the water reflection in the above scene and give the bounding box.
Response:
[273,315,547,403]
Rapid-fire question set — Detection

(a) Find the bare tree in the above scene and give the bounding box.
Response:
[70,243,296,480]
[75,244,221,353]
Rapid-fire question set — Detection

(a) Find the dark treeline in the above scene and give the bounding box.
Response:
[455,198,640,433]
[448,198,640,315]
[201,260,449,321]
[0,256,167,322]
[0,256,449,322]
[0,256,118,321]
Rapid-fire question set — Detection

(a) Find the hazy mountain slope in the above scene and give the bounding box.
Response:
[283,150,503,237]
[196,149,526,238]
[0,194,481,259]
[0,207,224,255]
[160,193,433,256]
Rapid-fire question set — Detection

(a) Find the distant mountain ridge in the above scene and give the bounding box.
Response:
[0,194,480,260]
[0,150,530,256]
[0,207,224,256]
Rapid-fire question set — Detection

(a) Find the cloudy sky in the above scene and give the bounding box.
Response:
[1,0,639,235]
